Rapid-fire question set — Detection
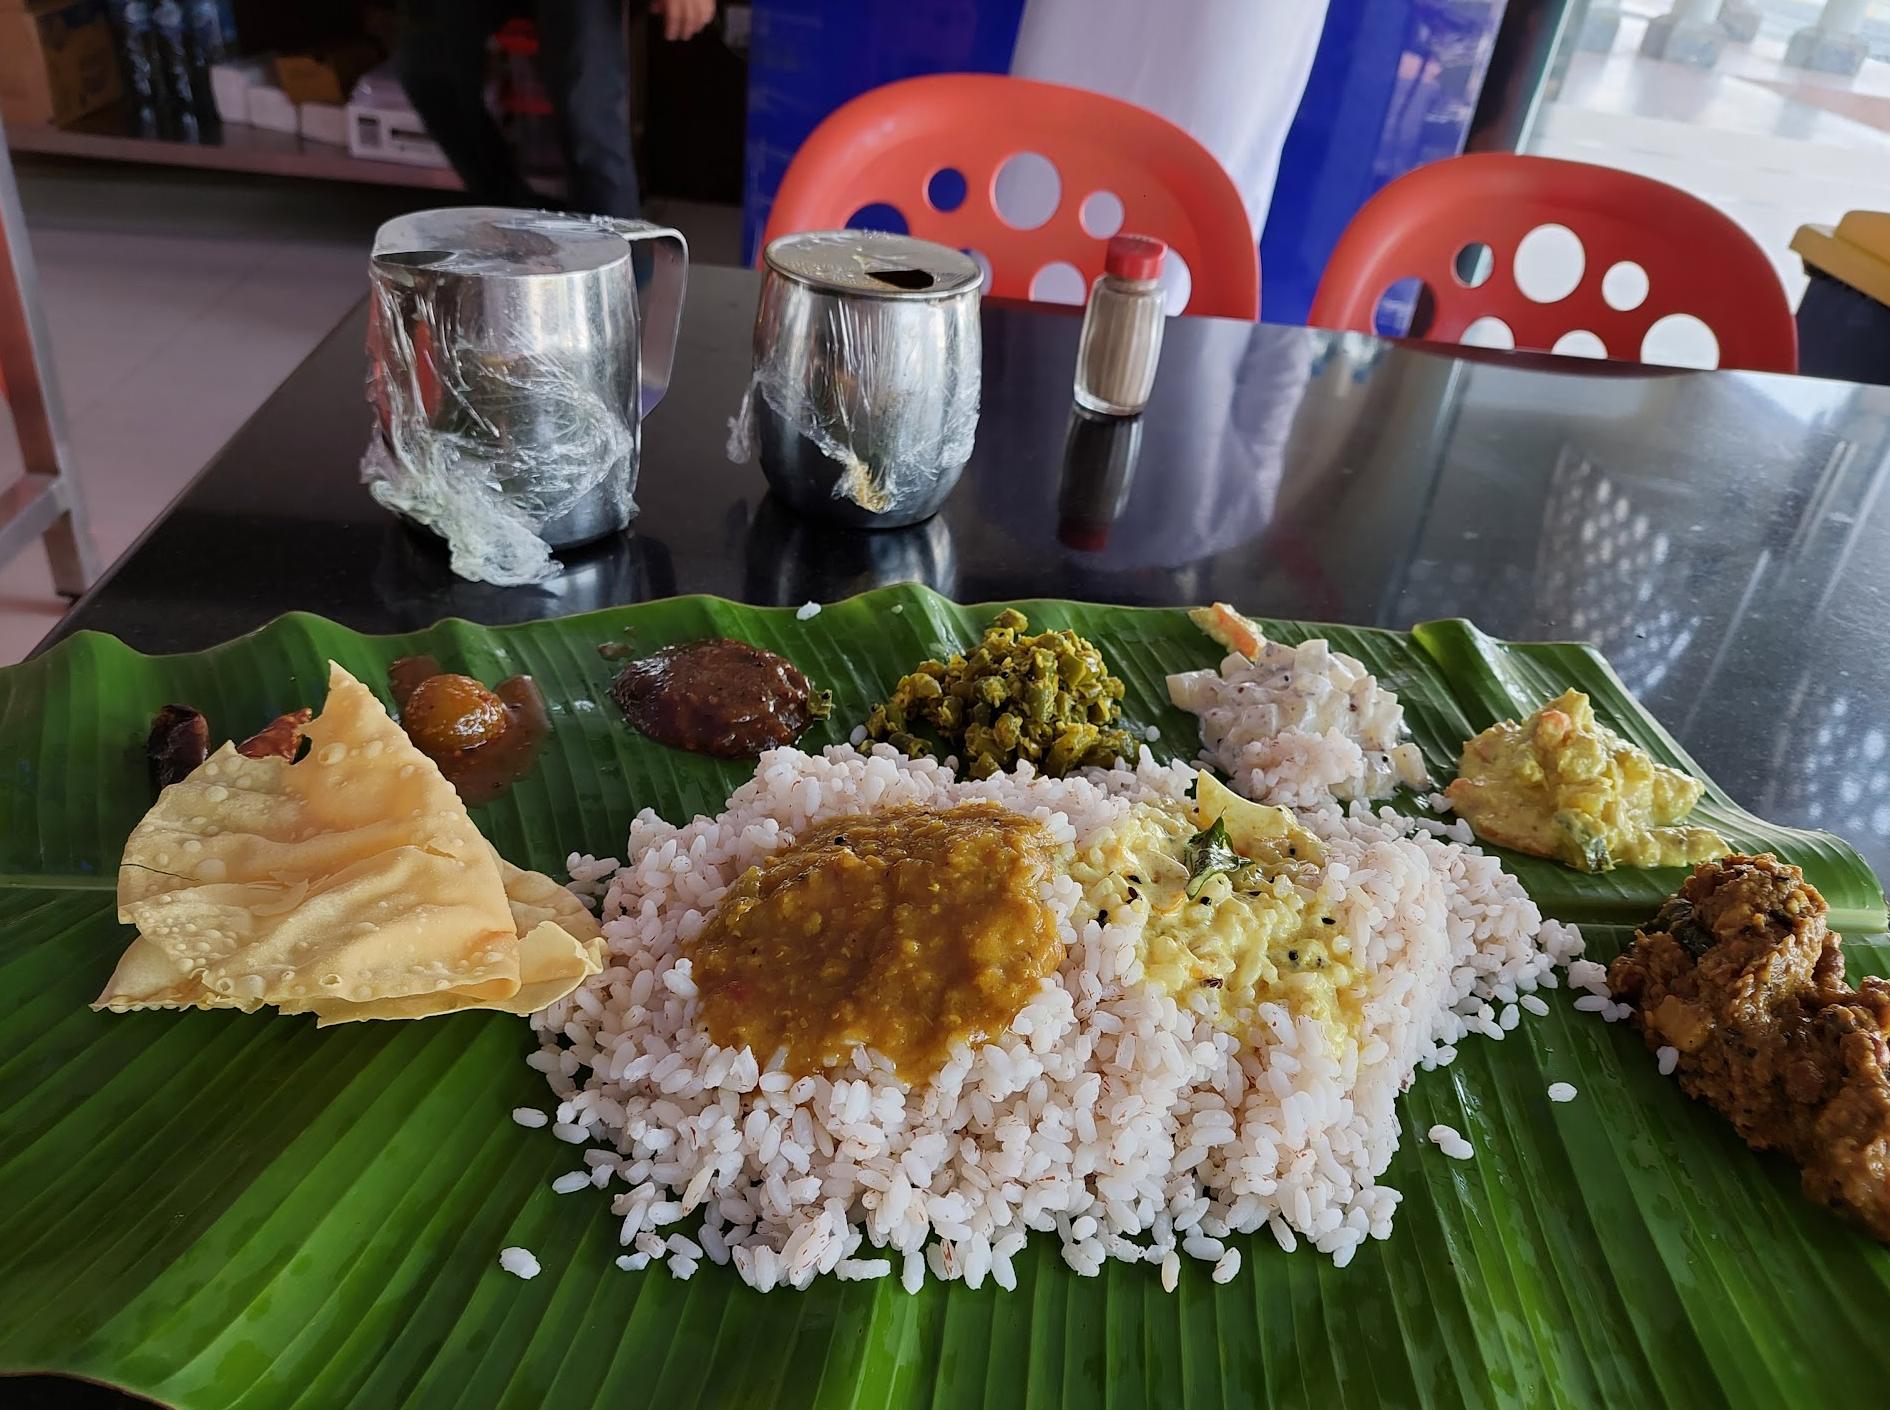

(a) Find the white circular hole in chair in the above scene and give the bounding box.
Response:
[1079,190,1125,239]
[1602,260,1649,312]
[993,151,1061,231]
[1513,223,1585,304]
[1029,260,1087,305]
[1461,315,1515,350]
[1453,242,1494,289]
[1551,329,1608,359]
[1158,249,1192,316]
[1641,313,1719,369]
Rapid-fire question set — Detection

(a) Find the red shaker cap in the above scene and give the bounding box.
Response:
[1105,234,1166,282]
[1058,518,1111,551]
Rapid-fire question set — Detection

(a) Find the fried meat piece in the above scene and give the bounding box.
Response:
[1609,854,1890,1240]
[147,705,210,790]
[237,708,314,761]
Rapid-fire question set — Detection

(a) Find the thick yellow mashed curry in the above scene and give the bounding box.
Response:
[1073,775,1360,1052]
[689,803,1061,1080]
[1446,689,1728,872]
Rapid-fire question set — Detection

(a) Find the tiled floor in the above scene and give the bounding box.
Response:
[1532,15,1890,306]
[0,161,741,664]
[0,164,416,662]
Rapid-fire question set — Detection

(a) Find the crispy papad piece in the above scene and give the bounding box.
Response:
[301,922,603,1025]
[495,853,604,943]
[96,662,600,1023]
[301,855,605,1025]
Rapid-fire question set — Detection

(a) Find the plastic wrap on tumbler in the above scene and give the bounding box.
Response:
[364,207,687,586]
[735,231,982,528]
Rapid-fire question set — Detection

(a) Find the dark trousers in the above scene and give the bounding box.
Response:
[395,0,640,219]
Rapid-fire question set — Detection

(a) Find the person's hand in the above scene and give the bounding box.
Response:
[653,0,715,42]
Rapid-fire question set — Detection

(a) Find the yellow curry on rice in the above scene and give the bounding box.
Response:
[1074,774,1362,1056]
[1446,688,1728,873]
[688,803,1062,1080]
[686,771,1365,1082]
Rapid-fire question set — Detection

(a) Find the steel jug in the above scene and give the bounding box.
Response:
[741,231,982,529]
[366,207,688,566]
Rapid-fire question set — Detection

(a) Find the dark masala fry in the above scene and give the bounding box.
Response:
[1610,853,1890,1241]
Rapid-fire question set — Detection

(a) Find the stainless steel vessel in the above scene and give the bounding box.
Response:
[366,207,687,560]
[745,231,981,529]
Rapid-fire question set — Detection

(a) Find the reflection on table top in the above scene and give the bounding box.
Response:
[43,265,1890,884]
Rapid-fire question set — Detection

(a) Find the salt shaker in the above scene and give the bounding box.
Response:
[1073,234,1167,417]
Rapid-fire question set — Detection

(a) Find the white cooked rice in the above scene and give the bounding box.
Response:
[527,742,1582,1293]
[499,1246,541,1279]
[1426,1124,1474,1160]
[1567,959,1610,995]
[1166,636,1429,807]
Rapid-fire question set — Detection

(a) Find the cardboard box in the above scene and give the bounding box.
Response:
[0,0,122,127]
[209,56,273,126]
[346,63,448,168]
[274,42,379,107]
[245,83,297,135]
[298,100,347,148]
[346,100,449,168]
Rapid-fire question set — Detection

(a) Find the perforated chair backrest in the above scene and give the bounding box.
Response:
[1308,153,1797,373]
[761,74,1259,321]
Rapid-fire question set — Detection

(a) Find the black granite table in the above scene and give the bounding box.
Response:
[42,264,1890,886]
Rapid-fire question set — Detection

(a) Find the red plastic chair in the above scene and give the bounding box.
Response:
[1309,154,1797,373]
[761,74,1259,321]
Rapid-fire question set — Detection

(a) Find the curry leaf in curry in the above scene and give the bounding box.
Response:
[1183,816,1242,900]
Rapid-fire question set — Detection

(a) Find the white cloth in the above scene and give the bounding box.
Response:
[1008,0,1331,231]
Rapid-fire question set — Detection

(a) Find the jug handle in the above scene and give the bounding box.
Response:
[604,220,689,418]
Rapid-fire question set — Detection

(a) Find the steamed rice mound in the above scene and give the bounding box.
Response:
[1167,635,1429,807]
[534,744,1581,1292]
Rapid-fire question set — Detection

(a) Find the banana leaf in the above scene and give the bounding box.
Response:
[0,583,1884,1409]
